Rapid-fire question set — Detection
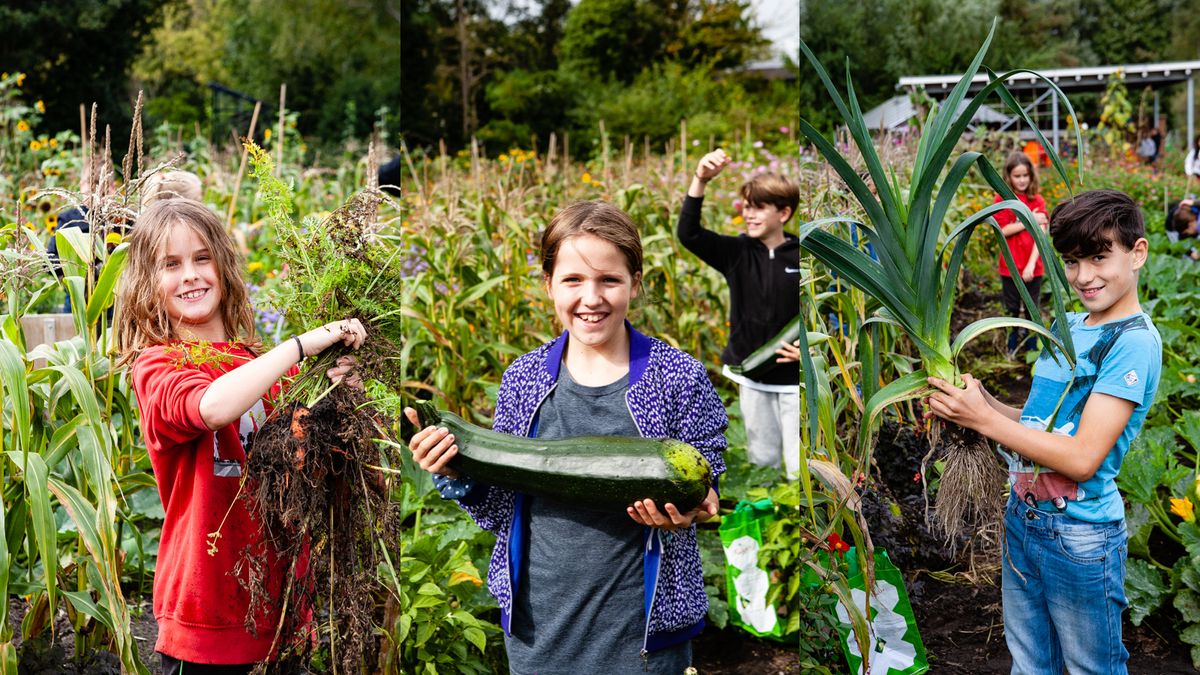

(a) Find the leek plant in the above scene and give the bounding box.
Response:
[798,23,1079,538]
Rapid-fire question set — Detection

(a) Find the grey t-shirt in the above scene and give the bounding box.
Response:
[505,366,691,674]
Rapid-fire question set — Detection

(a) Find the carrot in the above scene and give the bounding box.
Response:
[291,407,310,471]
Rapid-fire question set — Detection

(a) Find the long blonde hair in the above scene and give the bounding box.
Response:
[116,199,258,365]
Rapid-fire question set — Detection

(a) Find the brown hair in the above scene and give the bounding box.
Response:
[116,199,258,365]
[143,170,203,205]
[1049,189,1144,258]
[740,172,799,222]
[540,200,643,281]
[1003,152,1039,198]
[1174,204,1198,235]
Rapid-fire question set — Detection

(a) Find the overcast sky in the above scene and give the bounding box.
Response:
[752,0,799,60]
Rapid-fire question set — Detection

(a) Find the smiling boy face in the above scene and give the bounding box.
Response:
[1061,231,1148,325]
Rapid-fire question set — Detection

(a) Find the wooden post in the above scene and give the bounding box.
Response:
[599,120,609,185]
[680,118,688,179]
[21,314,77,369]
[225,100,262,228]
[547,132,557,177]
[275,84,287,177]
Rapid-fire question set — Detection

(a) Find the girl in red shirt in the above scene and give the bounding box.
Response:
[993,151,1049,356]
[115,199,365,674]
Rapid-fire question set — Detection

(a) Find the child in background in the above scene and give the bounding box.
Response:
[927,189,1161,674]
[116,199,365,674]
[142,170,203,205]
[993,151,1050,356]
[406,200,727,673]
[678,148,800,478]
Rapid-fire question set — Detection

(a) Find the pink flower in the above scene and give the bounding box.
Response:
[753,140,764,148]
[779,126,790,134]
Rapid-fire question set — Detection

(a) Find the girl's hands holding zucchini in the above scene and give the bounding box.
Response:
[627,487,718,530]
[402,407,461,478]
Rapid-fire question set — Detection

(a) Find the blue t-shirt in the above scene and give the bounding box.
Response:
[1013,311,1161,522]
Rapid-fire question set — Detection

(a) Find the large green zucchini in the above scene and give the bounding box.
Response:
[728,316,801,380]
[402,401,713,512]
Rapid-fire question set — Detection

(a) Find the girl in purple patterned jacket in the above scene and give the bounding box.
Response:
[405,200,727,673]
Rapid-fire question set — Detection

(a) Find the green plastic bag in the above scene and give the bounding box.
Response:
[835,547,929,675]
[718,498,785,639]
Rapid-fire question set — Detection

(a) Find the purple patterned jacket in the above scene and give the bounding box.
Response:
[446,322,728,652]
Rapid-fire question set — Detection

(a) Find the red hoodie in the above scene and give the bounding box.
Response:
[132,342,300,664]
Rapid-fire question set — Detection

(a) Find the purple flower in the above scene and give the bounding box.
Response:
[753,140,764,148]
[779,126,789,134]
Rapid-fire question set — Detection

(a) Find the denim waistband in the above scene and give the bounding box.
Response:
[1006,492,1123,530]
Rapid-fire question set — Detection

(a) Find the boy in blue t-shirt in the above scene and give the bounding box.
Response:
[927,189,1161,674]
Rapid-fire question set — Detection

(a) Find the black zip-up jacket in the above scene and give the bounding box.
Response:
[677,195,800,385]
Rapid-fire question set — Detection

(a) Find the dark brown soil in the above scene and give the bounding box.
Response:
[243,384,402,673]
[692,624,800,674]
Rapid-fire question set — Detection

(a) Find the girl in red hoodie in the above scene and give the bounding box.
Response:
[115,199,365,674]
[994,151,1049,356]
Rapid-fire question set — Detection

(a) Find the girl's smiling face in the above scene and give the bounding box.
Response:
[158,222,227,341]
[546,234,640,353]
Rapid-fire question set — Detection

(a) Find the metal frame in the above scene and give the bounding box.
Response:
[898,60,1200,151]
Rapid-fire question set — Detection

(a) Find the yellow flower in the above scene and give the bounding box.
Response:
[16,120,29,133]
[48,138,57,148]
[28,140,41,152]
[34,100,44,113]
[263,128,271,141]
[247,261,264,273]
[499,153,509,162]
[15,73,24,86]
[1,73,7,80]
[1172,497,1196,523]
[105,232,123,246]
[44,214,56,232]
[581,172,592,183]
[732,215,745,225]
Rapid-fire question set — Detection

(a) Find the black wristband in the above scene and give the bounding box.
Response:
[293,335,305,362]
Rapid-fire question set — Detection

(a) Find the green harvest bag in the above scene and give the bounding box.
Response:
[718,498,785,639]
[834,547,929,675]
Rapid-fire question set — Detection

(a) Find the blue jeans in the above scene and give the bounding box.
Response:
[1002,495,1129,674]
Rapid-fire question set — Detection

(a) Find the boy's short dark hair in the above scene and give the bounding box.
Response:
[740,173,799,222]
[1049,189,1144,258]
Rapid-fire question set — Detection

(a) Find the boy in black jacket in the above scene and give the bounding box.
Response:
[678,148,800,477]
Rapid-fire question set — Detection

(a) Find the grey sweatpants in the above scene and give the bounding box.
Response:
[740,385,800,479]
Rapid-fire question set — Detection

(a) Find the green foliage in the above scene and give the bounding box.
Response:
[0,0,170,142]
[246,141,402,403]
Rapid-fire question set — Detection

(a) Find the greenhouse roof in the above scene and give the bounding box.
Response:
[898,61,1200,96]
[862,95,1012,130]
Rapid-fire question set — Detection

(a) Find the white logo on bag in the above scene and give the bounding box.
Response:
[784,267,801,273]
[722,535,777,633]
[835,579,918,673]
[1124,370,1139,386]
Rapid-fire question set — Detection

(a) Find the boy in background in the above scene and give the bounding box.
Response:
[678,148,800,477]
[927,189,1161,674]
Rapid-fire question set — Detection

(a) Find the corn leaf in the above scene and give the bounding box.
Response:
[84,243,129,328]
[24,454,56,620]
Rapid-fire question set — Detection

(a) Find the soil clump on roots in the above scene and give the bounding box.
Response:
[242,385,401,673]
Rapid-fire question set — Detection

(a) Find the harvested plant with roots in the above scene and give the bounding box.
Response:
[797,21,1080,545]
[218,141,404,672]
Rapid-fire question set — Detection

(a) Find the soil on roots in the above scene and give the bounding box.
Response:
[243,385,401,673]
